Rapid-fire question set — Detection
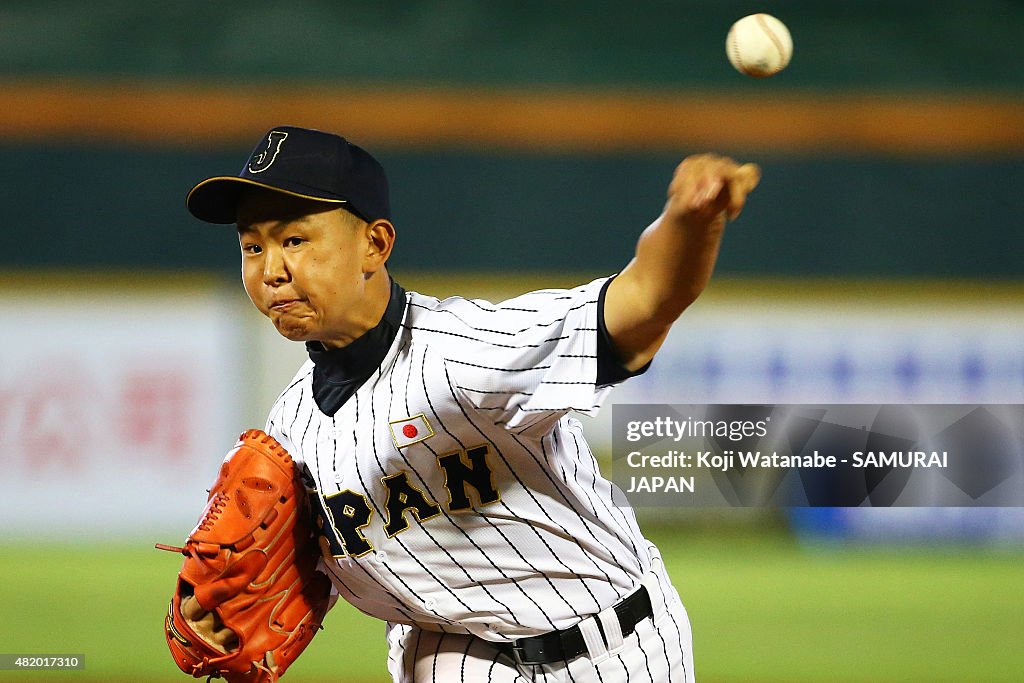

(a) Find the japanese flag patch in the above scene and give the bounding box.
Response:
[389,414,435,449]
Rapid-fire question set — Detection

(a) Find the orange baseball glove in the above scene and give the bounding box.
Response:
[157,430,332,682]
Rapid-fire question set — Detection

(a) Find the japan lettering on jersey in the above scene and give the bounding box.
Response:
[265,277,650,642]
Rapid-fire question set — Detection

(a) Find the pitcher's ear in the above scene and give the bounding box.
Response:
[363,219,396,273]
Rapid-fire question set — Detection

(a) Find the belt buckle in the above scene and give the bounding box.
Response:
[510,642,530,666]
[510,638,547,666]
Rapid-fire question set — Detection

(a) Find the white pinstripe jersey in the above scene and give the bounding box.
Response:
[265,276,653,642]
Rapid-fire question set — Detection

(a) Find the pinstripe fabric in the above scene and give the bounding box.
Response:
[264,277,694,680]
[385,548,694,683]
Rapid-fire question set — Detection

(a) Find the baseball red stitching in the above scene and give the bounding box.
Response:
[755,14,787,73]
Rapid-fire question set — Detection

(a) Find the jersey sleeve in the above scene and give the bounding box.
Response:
[425,276,620,432]
[595,276,652,386]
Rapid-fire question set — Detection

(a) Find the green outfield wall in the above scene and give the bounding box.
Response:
[4,144,1022,277]
[1,2,1020,278]
[2,0,1022,90]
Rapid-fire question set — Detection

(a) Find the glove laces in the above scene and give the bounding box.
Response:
[197,493,229,532]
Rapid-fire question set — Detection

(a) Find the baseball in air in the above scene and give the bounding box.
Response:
[726,14,793,78]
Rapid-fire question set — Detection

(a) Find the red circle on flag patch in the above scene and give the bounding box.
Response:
[402,424,419,439]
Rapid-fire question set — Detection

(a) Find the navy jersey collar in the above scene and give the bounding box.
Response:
[306,278,406,416]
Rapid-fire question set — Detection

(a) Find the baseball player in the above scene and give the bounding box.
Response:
[183,126,759,682]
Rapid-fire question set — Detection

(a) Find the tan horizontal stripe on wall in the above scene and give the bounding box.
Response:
[1,80,1022,154]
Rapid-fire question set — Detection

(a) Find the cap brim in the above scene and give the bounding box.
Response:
[186,177,348,224]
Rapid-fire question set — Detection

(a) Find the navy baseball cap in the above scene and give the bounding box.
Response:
[186,126,390,224]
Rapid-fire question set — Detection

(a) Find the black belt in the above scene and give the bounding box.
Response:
[499,585,653,666]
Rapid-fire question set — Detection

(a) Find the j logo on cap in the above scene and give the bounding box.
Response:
[248,131,289,174]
